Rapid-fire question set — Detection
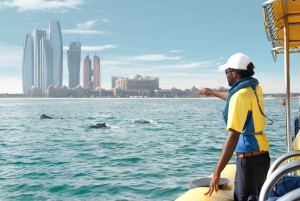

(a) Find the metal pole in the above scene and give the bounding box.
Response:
[283,14,292,152]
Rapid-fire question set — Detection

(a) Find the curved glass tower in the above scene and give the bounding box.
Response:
[22,34,34,94]
[49,21,63,87]
[40,38,51,94]
[33,28,46,88]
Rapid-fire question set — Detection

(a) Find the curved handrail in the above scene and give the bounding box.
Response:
[277,187,300,201]
[259,160,300,201]
[267,150,300,178]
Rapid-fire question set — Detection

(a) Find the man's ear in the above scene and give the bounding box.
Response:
[231,70,237,77]
[232,70,240,78]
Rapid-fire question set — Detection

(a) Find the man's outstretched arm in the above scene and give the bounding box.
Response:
[198,88,228,100]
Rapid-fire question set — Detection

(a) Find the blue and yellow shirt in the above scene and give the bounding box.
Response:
[227,85,269,153]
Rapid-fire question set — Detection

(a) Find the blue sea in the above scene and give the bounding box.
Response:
[0,98,299,201]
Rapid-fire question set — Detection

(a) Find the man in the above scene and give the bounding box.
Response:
[198,53,270,201]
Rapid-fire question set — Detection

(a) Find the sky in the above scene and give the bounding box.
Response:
[0,0,299,94]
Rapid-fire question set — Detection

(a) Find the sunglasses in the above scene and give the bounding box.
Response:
[225,68,235,75]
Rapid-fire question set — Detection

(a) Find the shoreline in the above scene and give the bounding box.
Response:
[0,97,294,100]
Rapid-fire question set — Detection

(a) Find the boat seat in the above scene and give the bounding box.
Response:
[189,177,230,190]
[266,176,300,201]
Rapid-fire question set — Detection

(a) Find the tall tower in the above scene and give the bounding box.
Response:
[40,38,51,94]
[49,21,63,87]
[83,55,92,90]
[93,55,100,89]
[22,34,34,94]
[32,28,46,88]
[67,42,81,89]
[23,21,63,95]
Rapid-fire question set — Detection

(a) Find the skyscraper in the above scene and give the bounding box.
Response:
[23,21,63,95]
[93,55,100,89]
[22,34,34,94]
[49,21,63,87]
[83,54,101,90]
[67,42,81,89]
[32,28,46,89]
[83,55,92,90]
[40,38,51,94]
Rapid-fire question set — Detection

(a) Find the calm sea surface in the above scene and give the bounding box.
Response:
[0,98,299,201]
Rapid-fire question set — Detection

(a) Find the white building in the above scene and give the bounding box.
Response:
[115,74,159,90]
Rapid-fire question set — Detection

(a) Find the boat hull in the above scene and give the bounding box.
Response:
[175,164,236,201]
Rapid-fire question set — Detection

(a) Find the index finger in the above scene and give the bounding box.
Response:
[204,187,214,197]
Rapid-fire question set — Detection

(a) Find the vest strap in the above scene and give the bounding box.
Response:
[242,131,263,136]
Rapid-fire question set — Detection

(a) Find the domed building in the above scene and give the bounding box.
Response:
[115,74,159,90]
[113,74,159,97]
[130,74,143,79]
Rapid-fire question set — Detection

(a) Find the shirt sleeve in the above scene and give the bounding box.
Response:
[226,93,249,133]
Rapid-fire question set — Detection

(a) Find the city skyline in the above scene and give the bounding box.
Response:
[22,21,63,94]
[1,1,300,94]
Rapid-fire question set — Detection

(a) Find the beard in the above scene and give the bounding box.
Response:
[227,76,234,86]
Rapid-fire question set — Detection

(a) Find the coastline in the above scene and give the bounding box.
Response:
[0,97,291,100]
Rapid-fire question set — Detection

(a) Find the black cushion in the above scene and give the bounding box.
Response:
[189,178,230,189]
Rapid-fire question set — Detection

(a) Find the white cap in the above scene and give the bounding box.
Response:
[219,53,252,70]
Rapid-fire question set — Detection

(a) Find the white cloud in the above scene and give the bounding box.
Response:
[62,29,111,35]
[170,73,189,76]
[101,61,129,65]
[169,50,182,53]
[81,45,118,51]
[62,18,112,35]
[63,44,118,51]
[164,60,217,69]
[0,0,85,12]
[129,54,181,61]
[76,18,110,29]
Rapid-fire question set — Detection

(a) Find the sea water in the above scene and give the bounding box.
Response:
[0,98,298,201]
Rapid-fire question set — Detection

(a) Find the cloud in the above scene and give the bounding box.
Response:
[101,61,129,65]
[76,19,110,29]
[169,50,182,53]
[62,18,112,35]
[129,54,181,61]
[63,44,118,51]
[163,60,217,69]
[62,29,111,35]
[0,0,85,12]
[170,73,189,76]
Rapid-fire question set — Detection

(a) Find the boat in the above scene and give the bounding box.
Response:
[175,1,300,200]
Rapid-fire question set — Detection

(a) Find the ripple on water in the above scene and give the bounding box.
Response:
[0,98,296,200]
